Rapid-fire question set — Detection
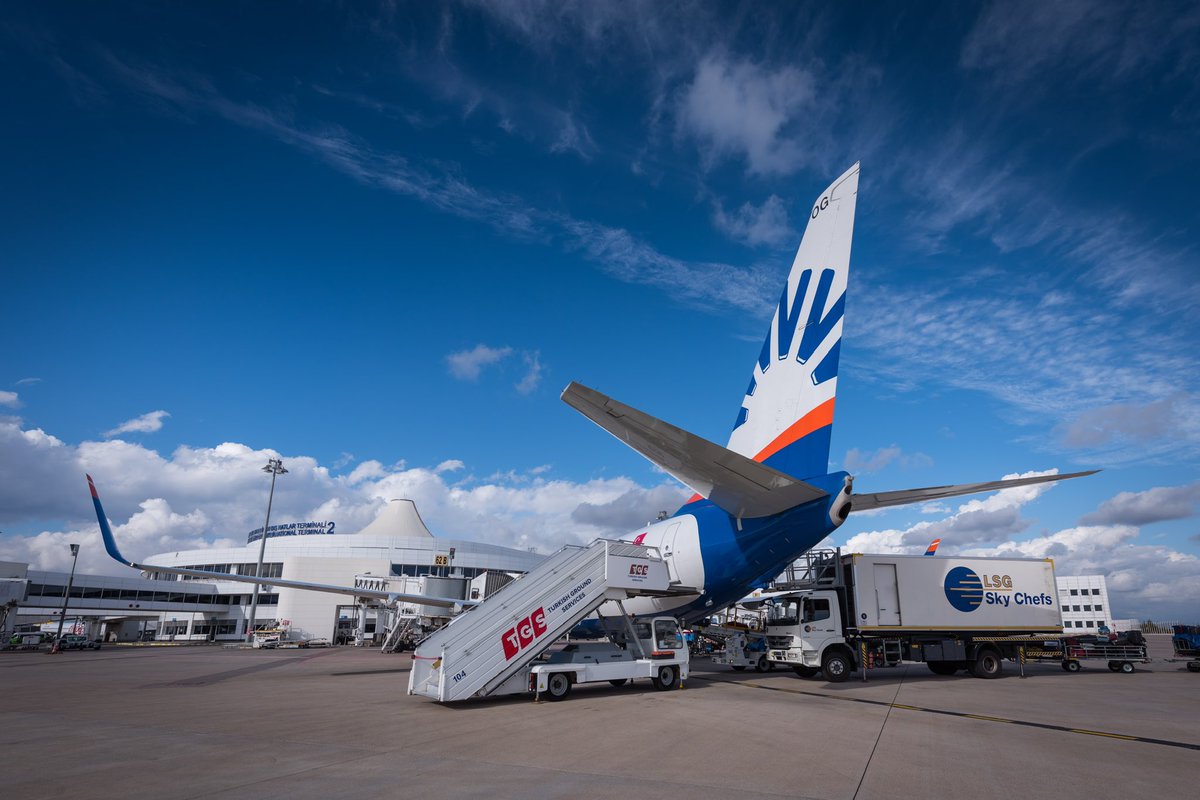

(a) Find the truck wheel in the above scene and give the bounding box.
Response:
[822,649,852,683]
[927,661,958,676]
[608,679,628,687]
[792,665,820,678]
[970,648,1003,679]
[1187,661,1200,673]
[754,654,769,672]
[545,673,572,701]
[1119,661,1135,674]
[1107,661,1119,672]
[1064,660,1081,672]
[651,665,678,691]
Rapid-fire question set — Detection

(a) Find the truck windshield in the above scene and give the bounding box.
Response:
[768,600,799,627]
[654,620,682,650]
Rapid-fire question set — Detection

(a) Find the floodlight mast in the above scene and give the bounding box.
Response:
[245,458,287,644]
[52,543,81,651]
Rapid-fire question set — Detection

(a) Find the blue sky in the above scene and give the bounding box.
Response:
[2,2,1198,621]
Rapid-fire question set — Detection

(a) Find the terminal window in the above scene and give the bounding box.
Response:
[1095,605,1103,611]
[1091,589,1100,595]
[1084,605,1092,611]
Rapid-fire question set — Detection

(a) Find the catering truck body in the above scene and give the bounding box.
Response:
[766,549,1061,680]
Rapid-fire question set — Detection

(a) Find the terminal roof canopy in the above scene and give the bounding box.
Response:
[357,499,434,538]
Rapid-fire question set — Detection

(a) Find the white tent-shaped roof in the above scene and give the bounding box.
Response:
[356,499,434,538]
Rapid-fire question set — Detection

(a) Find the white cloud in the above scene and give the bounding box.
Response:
[843,445,933,475]
[445,344,513,381]
[0,391,19,408]
[1059,398,1177,449]
[103,410,170,438]
[677,54,816,176]
[711,194,794,247]
[1080,481,1200,526]
[0,416,690,574]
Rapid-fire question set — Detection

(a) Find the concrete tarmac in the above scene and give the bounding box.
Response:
[2,645,1196,800]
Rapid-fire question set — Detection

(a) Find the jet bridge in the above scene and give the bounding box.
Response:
[408,539,683,702]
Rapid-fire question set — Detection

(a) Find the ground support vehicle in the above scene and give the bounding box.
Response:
[530,617,689,700]
[1020,636,1148,673]
[409,539,696,702]
[56,634,102,651]
[765,549,1063,681]
[1172,625,1200,672]
[705,625,774,672]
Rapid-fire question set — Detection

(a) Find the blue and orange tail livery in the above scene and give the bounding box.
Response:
[726,163,859,481]
[924,538,942,556]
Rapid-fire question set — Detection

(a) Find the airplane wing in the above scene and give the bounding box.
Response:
[562,382,828,518]
[850,470,1099,512]
[87,475,474,609]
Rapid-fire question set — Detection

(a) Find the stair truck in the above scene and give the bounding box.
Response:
[408,539,693,702]
[765,549,1062,680]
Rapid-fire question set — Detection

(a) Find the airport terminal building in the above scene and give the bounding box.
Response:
[5,500,544,643]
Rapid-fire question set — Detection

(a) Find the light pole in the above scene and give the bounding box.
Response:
[246,458,287,643]
[53,543,81,651]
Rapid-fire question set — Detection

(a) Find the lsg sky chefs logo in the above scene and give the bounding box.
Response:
[943,566,1053,612]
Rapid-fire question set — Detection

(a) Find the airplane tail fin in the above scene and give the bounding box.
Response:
[727,163,859,480]
[924,538,942,556]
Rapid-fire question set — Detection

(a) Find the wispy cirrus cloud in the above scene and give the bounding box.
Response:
[961,1,1200,93]
[711,194,795,248]
[103,410,170,438]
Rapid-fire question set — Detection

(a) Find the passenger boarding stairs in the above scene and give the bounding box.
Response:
[408,539,681,702]
[381,615,418,654]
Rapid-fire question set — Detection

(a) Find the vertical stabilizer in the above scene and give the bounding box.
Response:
[727,163,859,480]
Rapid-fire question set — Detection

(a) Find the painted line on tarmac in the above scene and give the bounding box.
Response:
[692,675,1200,752]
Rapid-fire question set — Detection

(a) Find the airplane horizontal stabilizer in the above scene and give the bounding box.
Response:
[561,382,828,518]
[850,470,1099,512]
[86,475,473,609]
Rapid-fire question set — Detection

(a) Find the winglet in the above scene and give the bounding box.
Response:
[87,474,135,567]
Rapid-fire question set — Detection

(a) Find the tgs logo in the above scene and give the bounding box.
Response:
[734,268,845,430]
[944,567,984,612]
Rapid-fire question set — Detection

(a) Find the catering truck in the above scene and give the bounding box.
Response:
[765,549,1061,681]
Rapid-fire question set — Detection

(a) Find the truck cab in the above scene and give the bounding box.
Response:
[529,616,690,700]
[766,591,854,680]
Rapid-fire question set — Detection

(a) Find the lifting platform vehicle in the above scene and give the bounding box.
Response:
[765,549,1064,680]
